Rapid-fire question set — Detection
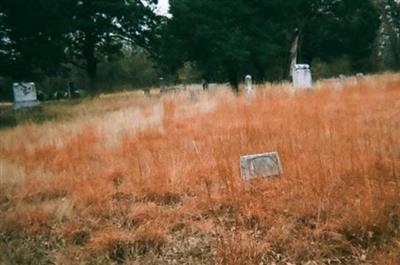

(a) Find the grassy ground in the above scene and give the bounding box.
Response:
[0,90,152,130]
[0,75,399,264]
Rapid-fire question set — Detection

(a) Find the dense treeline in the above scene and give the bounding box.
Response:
[0,0,399,99]
[159,0,380,89]
[0,0,160,100]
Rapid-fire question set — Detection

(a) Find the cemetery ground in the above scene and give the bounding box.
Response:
[0,74,400,265]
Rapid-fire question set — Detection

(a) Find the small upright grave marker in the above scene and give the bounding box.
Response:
[293,64,312,89]
[12,82,40,110]
[245,75,252,90]
[335,74,347,90]
[244,75,255,98]
[240,152,283,181]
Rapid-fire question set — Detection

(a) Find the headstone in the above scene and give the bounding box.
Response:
[245,75,252,90]
[293,64,312,89]
[356,73,364,79]
[12,82,40,110]
[339,74,347,81]
[337,74,347,89]
[240,152,283,181]
[244,75,255,98]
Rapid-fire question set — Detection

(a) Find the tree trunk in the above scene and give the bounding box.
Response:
[228,68,239,93]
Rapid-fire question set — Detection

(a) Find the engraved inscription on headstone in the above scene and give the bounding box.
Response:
[293,64,312,89]
[240,152,283,181]
[12,82,40,110]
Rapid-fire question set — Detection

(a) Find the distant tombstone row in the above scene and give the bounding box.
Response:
[336,73,365,89]
[12,82,40,110]
[293,64,312,89]
[243,65,313,93]
[161,66,313,99]
[240,152,283,181]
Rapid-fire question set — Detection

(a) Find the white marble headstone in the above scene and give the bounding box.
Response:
[245,75,252,90]
[293,64,312,89]
[240,152,283,181]
[244,75,255,98]
[12,82,40,110]
[356,73,364,79]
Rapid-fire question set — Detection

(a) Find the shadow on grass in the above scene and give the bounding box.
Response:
[0,101,81,130]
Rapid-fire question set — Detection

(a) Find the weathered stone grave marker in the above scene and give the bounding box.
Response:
[240,152,283,181]
[12,82,40,110]
[293,64,312,89]
[245,75,252,90]
[335,74,347,90]
[356,73,364,79]
[339,74,347,82]
[244,75,255,98]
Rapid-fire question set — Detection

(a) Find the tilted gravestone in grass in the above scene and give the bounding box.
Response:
[240,152,283,181]
[12,82,41,110]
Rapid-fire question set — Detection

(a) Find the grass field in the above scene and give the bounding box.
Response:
[1,75,399,264]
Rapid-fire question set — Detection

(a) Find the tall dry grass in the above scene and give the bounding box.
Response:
[0,74,399,264]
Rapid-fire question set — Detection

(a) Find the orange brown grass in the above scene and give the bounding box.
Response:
[0,74,399,264]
